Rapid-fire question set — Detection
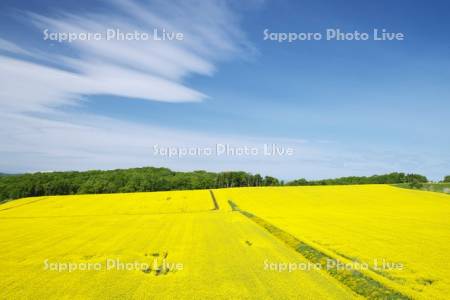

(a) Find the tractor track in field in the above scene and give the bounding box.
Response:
[228,199,411,300]
[209,190,219,210]
[0,190,221,219]
[0,209,215,219]
[0,197,49,212]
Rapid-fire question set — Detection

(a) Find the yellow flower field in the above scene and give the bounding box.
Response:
[216,185,450,299]
[1,185,448,299]
[0,190,213,217]
[0,190,355,299]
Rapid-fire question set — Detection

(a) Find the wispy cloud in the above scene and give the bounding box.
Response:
[1,1,446,180]
[1,0,252,113]
[1,109,446,180]
[0,0,286,175]
[0,38,35,56]
[0,111,320,177]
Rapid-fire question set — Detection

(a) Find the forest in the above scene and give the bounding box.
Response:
[0,167,431,202]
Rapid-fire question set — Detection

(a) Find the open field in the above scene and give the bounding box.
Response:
[0,190,213,217]
[0,190,355,299]
[216,185,450,299]
[0,185,449,299]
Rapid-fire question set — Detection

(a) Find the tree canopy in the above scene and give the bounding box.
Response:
[287,172,428,186]
[0,168,428,202]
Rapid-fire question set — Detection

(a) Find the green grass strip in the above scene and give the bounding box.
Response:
[228,200,410,300]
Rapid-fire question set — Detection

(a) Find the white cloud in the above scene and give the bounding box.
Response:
[0,111,317,176]
[2,110,446,180]
[0,0,272,176]
[1,1,446,180]
[0,38,34,56]
[1,0,251,113]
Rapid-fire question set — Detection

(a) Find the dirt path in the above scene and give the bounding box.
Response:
[209,190,219,210]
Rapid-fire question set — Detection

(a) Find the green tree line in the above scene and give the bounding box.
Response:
[0,168,433,202]
[287,172,428,186]
[0,167,279,202]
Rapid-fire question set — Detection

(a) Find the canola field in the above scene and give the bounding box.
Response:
[0,190,354,299]
[0,185,448,299]
[216,185,450,299]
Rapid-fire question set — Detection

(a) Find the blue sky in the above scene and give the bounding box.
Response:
[0,0,449,180]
